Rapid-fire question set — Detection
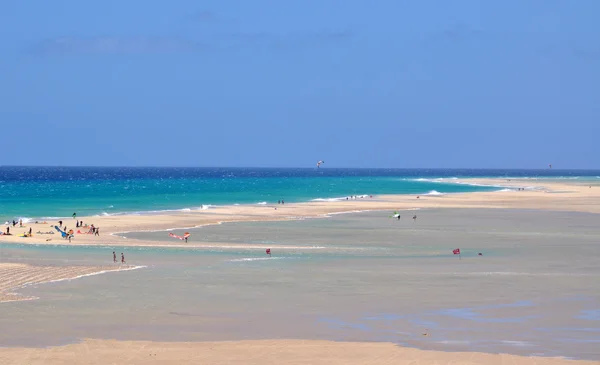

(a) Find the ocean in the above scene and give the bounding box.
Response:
[1,166,599,222]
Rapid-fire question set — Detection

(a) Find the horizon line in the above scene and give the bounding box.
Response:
[0,165,598,171]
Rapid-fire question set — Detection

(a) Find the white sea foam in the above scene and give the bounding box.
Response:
[228,257,286,262]
[322,210,374,217]
[409,177,511,190]
[311,197,347,202]
[311,194,370,202]
[14,217,34,224]
[501,340,534,347]
[257,202,268,205]
[424,190,444,196]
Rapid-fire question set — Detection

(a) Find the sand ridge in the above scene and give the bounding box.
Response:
[0,263,141,303]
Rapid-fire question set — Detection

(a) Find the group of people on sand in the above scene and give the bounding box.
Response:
[58,215,100,237]
[346,195,372,200]
[3,219,40,237]
[1,213,102,240]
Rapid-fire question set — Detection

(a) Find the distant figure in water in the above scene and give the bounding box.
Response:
[72,212,77,219]
[397,214,401,220]
[413,215,417,222]
[113,251,117,263]
[281,199,285,204]
[121,253,125,264]
[478,253,483,256]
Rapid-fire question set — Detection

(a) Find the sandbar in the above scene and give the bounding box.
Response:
[1,178,599,249]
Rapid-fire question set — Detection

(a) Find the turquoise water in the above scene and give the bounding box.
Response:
[2,167,599,221]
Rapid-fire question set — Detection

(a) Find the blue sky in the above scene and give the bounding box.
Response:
[0,0,598,168]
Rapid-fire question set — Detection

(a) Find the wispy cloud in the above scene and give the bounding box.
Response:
[570,45,600,61]
[33,36,209,54]
[188,10,217,23]
[220,30,354,50]
[428,24,485,43]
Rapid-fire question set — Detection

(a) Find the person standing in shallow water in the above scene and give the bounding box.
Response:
[121,253,125,264]
[113,252,117,263]
[72,212,76,219]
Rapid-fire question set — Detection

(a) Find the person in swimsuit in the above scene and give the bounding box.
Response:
[121,253,125,264]
[113,252,117,263]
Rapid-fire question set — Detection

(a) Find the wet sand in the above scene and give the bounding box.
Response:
[0,263,141,303]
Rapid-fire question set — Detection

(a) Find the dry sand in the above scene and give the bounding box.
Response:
[0,263,138,303]
[1,339,599,365]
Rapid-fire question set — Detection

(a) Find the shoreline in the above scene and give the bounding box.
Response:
[2,178,599,249]
[0,177,558,226]
[5,185,494,223]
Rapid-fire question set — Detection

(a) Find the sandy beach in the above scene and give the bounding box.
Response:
[1,178,599,364]
[1,339,598,365]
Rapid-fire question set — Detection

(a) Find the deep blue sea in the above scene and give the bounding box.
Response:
[1,166,598,221]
